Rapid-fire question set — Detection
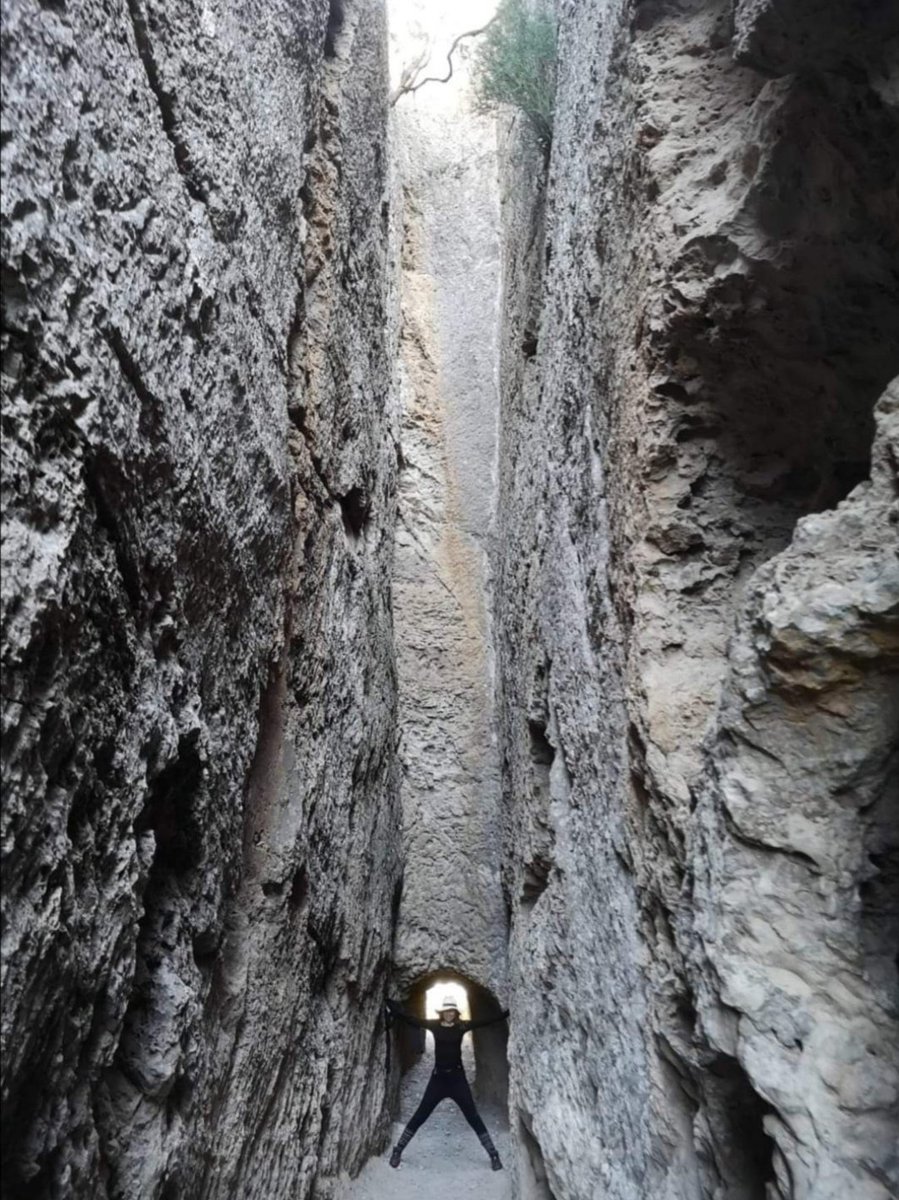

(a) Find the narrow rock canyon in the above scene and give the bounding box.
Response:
[2,1,897,1199]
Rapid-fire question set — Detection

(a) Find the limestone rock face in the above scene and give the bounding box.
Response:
[495,0,899,1196]
[693,381,899,1200]
[1,2,400,1197]
[388,2,509,1012]
[4,0,898,1194]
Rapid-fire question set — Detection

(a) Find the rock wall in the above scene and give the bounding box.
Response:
[5,0,898,1194]
[691,379,899,1200]
[1,2,400,1197]
[495,0,899,1197]
[388,2,509,1015]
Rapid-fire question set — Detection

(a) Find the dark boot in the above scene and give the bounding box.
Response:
[478,1131,503,1170]
[389,1126,415,1167]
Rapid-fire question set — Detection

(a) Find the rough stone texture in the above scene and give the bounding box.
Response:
[495,0,899,1196]
[1,2,400,1197]
[495,12,652,1188]
[692,380,899,1200]
[732,0,899,75]
[388,0,509,1042]
[5,0,898,1194]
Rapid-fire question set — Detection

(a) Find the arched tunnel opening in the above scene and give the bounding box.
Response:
[392,968,509,1112]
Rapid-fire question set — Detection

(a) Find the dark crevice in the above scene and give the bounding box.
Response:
[628,723,651,814]
[286,287,306,393]
[82,455,143,614]
[289,864,309,911]
[522,718,556,904]
[165,1072,194,1124]
[97,733,207,1193]
[133,731,205,875]
[338,486,370,541]
[521,854,552,906]
[103,326,161,437]
[390,876,404,936]
[324,0,345,58]
[307,909,343,991]
[703,1054,777,1198]
[192,928,221,968]
[1,997,70,1195]
[11,198,38,220]
[518,1109,557,1199]
[124,0,208,205]
[66,740,117,843]
[528,718,555,766]
[859,751,899,996]
[317,1063,337,1153]
[159,1173,182,1200]
[809,456,871,511]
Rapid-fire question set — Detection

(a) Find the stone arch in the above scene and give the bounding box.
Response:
[393,967,509,1111]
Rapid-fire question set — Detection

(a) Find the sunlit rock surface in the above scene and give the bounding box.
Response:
[388,0,509,1016]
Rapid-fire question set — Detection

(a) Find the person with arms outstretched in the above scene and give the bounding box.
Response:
[386,993,509,1170]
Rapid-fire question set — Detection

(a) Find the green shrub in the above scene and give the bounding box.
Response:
[473,0,557,149]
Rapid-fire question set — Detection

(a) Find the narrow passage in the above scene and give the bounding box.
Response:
[343,1033,511,1200]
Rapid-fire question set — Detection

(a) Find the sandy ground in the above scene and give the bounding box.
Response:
[342,1034,511,1200]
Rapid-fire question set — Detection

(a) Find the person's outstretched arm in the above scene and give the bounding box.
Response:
[386,998,437,1029]
[464,1008,510,1031]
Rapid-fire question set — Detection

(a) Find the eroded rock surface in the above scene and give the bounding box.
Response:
[495,1,899,1196]
[4,0,898,1195]
[1,2,400,1197]
[388,1,509,1012]
[693,380,899,1199]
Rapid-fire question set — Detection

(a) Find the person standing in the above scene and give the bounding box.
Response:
[385,994,509,1170]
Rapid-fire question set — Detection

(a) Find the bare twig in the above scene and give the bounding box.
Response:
[389,16,498,107]
[390,43,430,106]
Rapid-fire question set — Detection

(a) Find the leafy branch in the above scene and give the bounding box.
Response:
[472,0,557,149]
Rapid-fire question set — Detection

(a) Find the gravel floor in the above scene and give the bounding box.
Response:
[342,1034,511,1200]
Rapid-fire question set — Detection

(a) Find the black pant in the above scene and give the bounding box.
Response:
[406,1066,487,1137]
